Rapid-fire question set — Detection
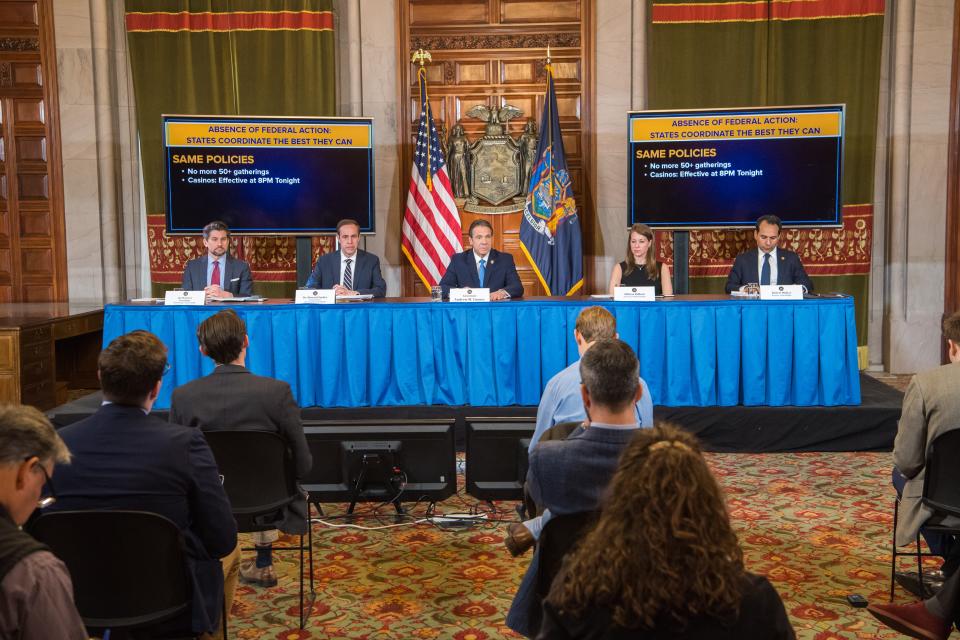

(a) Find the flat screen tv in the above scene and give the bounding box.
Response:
[162,114,374,234]
[300,420,456,506]
[464,418,535,501]
[628,105,844,228]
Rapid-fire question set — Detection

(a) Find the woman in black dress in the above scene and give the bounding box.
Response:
[608,223,673,295]
[537,424,795,640]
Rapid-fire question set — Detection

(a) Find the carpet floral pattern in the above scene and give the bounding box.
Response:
[229,451,918,639]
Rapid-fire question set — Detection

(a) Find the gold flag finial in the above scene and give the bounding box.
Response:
[546,44,552,64]
[412,48,432,66]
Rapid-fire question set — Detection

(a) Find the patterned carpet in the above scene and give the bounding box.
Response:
[224,447,940,640]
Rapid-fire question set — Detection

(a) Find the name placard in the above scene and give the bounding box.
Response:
[164,290,205,306]
[760,284,804,300]
[295,289,336,304]
[614,286,656,302]
[449,288,490,302]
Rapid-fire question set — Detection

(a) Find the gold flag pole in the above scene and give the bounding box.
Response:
[412,49,434,189]
[546,45,554,200]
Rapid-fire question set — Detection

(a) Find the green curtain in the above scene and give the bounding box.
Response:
[648,0,884,351]
[125,0,336,297]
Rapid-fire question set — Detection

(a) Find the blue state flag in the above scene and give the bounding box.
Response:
[519,63,583,296]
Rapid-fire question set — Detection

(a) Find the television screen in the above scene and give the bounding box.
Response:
[628,105,844,228]
[162,115,374,234]
[300,421,456,505]
[464,418,535,501]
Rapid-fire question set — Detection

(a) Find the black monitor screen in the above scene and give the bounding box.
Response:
[162,115,374,234]
[302,421,455,504]
[465,419,535,501]
[628,105,844,228]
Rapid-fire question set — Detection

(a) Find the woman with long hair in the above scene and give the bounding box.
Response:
[608,223,673,296]
[538,424,794,639]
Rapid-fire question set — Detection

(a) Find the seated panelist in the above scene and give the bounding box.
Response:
[607,223,673,296]
[181,220,253,298]
[304,218,386,297]
[725,214,813,294]
[439,219,523,301]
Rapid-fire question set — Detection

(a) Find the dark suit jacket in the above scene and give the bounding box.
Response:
[507,424,637,638]
[169,364,313,534]
[182,254,253,296]
[304,249,386,297]
[724,248,813,294]
[537,573,795,640]
[49,404,237,634]
[438,249,524,298]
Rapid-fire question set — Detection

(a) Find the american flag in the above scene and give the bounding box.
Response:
[401,69,462,288]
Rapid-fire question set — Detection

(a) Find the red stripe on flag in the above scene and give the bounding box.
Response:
[125,10,334,32]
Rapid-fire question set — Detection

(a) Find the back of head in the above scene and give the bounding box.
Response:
[944,311,960,345]
[579,339,638,412]
[197,309,246,364]
[547,423,745,630]
[0,404,70,467]
[575,306,616,343]
[98,330,167,405]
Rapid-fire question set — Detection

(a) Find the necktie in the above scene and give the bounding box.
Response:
[211,260,221,288]
[478,258,486,287]
[760,253,771,286]
[344,258,353,290]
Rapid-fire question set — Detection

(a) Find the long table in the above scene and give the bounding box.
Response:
[103,295,861,410]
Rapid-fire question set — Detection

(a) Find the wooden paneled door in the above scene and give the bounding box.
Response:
[399,0,593,296]
[0,0,67,302]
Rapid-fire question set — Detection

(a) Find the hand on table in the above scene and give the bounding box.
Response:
[490,289,510,301]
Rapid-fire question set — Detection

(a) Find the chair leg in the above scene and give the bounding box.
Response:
[917,532,925,597]
[299,532,305,629]
[222,597,229,640]
[891,498,899,601]
[308,513,315,594]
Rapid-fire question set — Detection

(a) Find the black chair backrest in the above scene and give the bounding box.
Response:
[203,430,297,520]
[535,510,600,598]
[29,510,191,629]
[923,429,960,518]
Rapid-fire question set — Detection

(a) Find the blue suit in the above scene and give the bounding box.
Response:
[438,249,524,298]
[49,404,238,635]
[181,254,253,296]
[304,249,386,297]
[506,424,637,637]
[724,248,813,294]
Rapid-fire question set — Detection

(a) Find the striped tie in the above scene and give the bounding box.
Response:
[344,258,353,290]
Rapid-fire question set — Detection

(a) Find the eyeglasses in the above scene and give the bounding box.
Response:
[163,362,172,377]
[27,458,57,509]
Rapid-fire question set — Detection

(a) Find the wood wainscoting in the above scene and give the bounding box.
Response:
[398,0,593,296]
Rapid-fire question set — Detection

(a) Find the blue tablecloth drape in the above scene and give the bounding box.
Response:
[103,297,861,410]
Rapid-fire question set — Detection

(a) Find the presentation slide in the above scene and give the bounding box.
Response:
[163,115,374,234]
[628,106,844,228]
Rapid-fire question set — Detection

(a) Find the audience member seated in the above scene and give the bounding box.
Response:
[506,338,645,638]
[504,306,652,557]
[607,223,673,296]
[0,405,86,640]
[538,423,795,640]
[891,311,960,575]
[869,569,959,640]
[49,330,239,639]
[170,309,313,588]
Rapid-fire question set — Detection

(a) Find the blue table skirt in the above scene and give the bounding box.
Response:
[103,298,861,410]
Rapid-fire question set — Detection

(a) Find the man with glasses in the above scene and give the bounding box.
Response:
[0,404,85,639]
[49,330,239,639]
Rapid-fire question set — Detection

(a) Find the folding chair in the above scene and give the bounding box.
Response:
[203,430,316,629]
[29,510,194,637]
[890,429,960,599]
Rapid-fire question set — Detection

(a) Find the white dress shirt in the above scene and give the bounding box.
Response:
[757,247,779,285]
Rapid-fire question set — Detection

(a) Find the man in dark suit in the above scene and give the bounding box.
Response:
[724,214,813,293]
[506,338,643,637]
[170,309,312,589]
[439,219,523,300]
[181,220,254,298]
[49,330,238,638]
[304,218,386,297]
